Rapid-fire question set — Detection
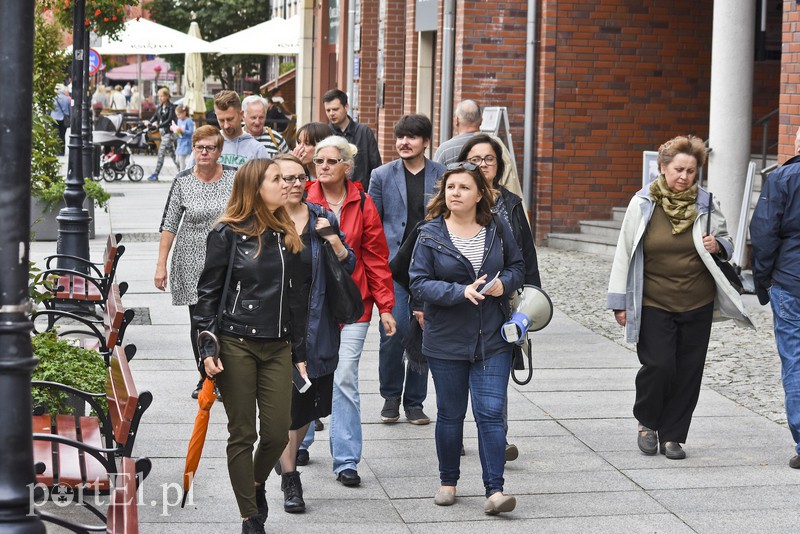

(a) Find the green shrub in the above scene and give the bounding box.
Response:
[31,330,108,415]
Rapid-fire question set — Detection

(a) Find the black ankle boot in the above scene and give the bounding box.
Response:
[254,484,268,523]
[281,471,306,513]
[242,516,265,534]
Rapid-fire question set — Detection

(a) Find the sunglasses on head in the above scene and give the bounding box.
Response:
[446,161,478,172]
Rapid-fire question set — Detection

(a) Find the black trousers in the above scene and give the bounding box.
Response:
[634,302,714,443]
[188,304,202,377]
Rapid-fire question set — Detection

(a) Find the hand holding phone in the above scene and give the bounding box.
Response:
[293,363,312,393]
[479,272,501,295]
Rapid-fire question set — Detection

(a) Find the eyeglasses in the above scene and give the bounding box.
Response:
[467,155,497,166]
[446,161,478,172]
[282,174,308,184]
[312,157,343,167]
[193,145,218,153]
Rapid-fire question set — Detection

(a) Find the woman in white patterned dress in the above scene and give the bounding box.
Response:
[155,125,237,398]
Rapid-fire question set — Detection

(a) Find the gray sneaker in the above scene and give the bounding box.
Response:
[405,407,430,425]
[381,399,400,422]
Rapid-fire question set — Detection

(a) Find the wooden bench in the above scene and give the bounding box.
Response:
[32,345,152,495]
[33,283,136,363]
[38,456,144,533]
[42,233,127,312]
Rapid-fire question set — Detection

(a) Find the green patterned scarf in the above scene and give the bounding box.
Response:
[649,174,698,234]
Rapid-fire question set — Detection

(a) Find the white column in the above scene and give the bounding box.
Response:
[707,0,756,237]
[296,0,316,126]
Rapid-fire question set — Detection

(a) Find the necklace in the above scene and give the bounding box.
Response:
[326,189,347,207]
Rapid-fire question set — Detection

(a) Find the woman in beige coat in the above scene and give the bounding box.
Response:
[606,135,753,460]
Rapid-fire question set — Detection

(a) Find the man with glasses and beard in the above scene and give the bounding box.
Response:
[368,114,445,426]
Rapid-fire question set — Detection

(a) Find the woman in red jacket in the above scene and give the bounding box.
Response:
[306,135,396,487]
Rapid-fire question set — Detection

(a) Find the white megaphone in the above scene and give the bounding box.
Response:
[501,285,554,344]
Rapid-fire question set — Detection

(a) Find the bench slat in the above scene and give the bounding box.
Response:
[104,285,125,348]
[86,283,103,301]
[108,457,138,534]
[32,415,54,486]
[54,415,83,489]
[79,417,109,491]
[103,234,119,276]
[107,350,138,445]
[71,277,86,300]
[54,275,73,299]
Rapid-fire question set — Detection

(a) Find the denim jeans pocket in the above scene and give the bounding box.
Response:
[777,287,800,322]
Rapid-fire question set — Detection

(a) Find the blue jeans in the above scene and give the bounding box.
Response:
[329,321,370,474]
[770,284,800,454]
[427,351,512,496]
[379,283,428,409]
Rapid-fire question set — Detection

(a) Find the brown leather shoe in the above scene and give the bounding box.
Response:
[789,454,800,469]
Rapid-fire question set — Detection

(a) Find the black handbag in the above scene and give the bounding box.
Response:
[322,241,364,324]
[706,193,744,294]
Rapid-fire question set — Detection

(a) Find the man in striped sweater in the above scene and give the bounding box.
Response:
[242,94,290,159]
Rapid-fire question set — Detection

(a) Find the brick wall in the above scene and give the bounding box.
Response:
[377,0,407,163]
[454,1,529,182]
[403,0,419,117]
[780,0,800,163]
[752,60,781,155]
[535,0,714,240]
[354,0,380,137]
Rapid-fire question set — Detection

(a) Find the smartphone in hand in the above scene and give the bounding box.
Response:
[293,365,312,393]
[479,272,501,295]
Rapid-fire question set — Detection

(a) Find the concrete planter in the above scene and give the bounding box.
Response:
[31,197,96,242]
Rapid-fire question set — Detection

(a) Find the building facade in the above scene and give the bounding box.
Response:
[289,0,784,242]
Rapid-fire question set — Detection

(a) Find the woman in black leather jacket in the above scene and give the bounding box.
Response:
[193,158,304,534]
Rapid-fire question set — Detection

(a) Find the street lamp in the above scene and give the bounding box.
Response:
[0,0,47,530]
[58,0,92,274]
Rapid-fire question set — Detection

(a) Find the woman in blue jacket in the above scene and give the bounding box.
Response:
[409,164,524,515]
[273,155,355,513]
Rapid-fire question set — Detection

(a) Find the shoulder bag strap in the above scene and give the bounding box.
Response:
[215,233,237,331]
[266,127,279,147]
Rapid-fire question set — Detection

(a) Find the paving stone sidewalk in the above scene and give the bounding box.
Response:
[30,170,800,533]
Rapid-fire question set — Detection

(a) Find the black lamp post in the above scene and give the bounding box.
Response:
[0,0,47,531]
[81,29,94,190]
[59,0,92,273]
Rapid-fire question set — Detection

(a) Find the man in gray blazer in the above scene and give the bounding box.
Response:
[368,114,445,425]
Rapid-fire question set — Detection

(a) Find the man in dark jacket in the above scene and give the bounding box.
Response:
[750,147,800,470]
[324,89,382,190]
[368,114,445,426]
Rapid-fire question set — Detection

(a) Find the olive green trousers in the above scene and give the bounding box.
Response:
[216,335,292,519]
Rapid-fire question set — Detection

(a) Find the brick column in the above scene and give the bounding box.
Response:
[376,0,406,163]
[780,0,800,162]
[354,0,379,133]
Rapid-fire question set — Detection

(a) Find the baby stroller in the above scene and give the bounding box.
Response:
[93,123,147,182]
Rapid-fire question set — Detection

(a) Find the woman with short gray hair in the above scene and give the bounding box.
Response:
[305,135,396,487]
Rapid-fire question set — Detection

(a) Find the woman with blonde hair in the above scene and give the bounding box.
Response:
[194,158,306,534]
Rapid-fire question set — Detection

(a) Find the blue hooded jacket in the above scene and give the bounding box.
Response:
[300,203,356,377]
[409,215,524,361]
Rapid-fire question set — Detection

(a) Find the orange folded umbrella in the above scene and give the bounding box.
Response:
[181,376,217,507]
